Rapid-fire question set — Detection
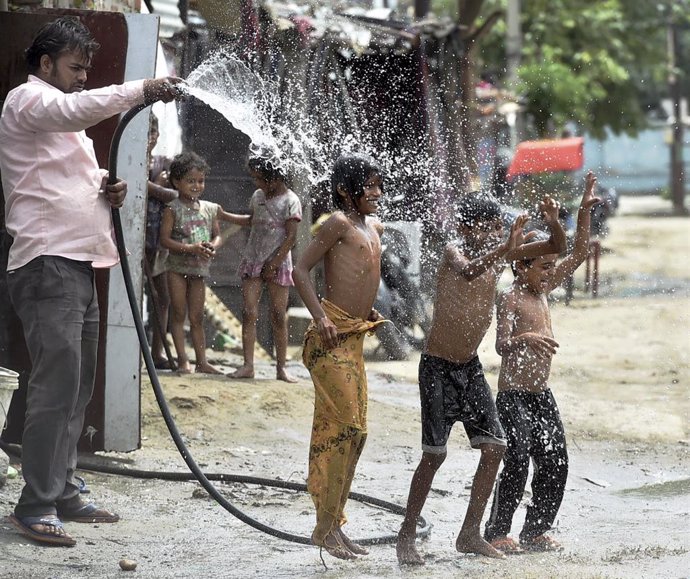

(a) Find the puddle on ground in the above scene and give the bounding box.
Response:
[603,270,690,297]
[618,477,690,498]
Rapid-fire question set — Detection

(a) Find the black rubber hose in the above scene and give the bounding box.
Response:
[0,440,426,547]
[103,104,430,546]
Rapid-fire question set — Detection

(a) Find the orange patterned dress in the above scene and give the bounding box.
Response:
[302,299,384,543]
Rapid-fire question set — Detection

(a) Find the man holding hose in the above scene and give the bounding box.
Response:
[0,15,182,546]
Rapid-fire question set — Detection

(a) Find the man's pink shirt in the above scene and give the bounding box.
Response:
[0,75,145,270]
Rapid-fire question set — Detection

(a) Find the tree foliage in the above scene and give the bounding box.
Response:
[433,0,690,139]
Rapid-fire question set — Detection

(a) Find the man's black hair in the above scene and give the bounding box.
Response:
[247,154,286,183]
[26,16,100,74]
[455,192,501,228]
[331,153,384,211]
[169,151,210,184]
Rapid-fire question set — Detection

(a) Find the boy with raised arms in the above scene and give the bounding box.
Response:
[484,173,599,553]
[397,192,566,565]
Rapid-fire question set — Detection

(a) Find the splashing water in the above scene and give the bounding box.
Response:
[183,51,447,222]
[185,58,271,148]
[185,54,305,175]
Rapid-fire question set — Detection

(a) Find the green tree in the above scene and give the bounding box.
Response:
[430,0,688,212]
[431,0,689,138]
[474,0,690,139]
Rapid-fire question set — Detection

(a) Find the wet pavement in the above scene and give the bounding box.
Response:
[1,360,688,578]
[1,197,688,577]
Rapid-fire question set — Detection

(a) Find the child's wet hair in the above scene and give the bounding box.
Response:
[169,151,210,184]
[331,153,384,211]
[455,192,501,228]
[510,229,550,276]
[247,154,286,183]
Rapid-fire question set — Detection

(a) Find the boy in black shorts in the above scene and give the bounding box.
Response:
[418,355,505,453]
[396,193,566,565]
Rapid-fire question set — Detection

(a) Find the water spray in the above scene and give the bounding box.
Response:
[166,80,191,100]
[100,103,431,548]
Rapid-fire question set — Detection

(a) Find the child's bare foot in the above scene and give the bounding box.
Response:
[336,528,368,555]
[396,532,424,566]
[228,365,254,379]
[276,367,298,383]
[311,531,357,560]
[520,534,562,552]
[176,361,193,374]
[152,358,172,370]
[456,532,506,559]
[195,361,223,375]
[489,535,524,554]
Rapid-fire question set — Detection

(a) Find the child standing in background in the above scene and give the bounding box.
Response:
[145,113,177,369]
[160,152,222,375]
[223,156,302,382]
[484,172,600,553]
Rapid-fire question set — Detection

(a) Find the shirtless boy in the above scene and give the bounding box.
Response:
[293,153,385,560]
[397,192,567,565]
[484,172,599,553]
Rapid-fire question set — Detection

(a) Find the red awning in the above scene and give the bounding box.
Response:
[506,137,584,178]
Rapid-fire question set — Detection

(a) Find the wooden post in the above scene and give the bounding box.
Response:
[586,240,601,298]
[668,19,687,215]
[591,240,600,298]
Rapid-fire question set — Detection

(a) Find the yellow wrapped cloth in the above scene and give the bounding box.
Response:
[302,299,384,543]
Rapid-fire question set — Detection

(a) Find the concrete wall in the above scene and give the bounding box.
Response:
[585,127,690,194]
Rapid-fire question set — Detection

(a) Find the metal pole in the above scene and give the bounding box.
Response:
[668,19,687,215]
[506,0,522,148]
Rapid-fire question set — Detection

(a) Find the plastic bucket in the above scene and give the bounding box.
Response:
[0,366,19,431]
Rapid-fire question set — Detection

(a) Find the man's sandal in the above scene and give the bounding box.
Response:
[9,514,76,547]
[57,502,120,523]
[311,531,357,560]
[336,528,369,555]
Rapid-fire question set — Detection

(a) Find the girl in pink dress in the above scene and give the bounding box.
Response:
[221,156,302,382]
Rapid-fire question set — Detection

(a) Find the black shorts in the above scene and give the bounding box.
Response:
[419,354,506,453]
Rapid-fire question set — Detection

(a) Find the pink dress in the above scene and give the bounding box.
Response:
[238,188,302,286]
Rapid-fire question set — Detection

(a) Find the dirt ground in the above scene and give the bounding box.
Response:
[1,196,689,578]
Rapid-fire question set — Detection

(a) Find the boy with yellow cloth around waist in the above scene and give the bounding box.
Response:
[293,153,386,561]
